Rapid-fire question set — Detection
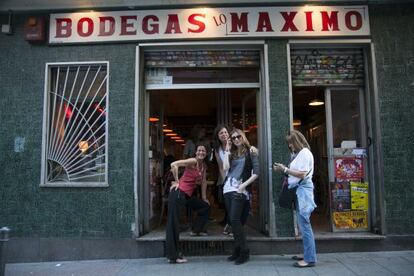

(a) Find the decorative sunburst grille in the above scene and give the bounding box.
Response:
[44,64,108,185]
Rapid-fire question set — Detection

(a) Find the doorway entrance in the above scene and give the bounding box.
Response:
[147,88,262,236]
[292,86,370,233]
[134,43,273,238]
[290,46,373,233]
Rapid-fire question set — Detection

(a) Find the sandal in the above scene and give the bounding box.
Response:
[293,261,315,268]
[291,255,304,261]
[223,224,232,235]
[168,253,188,264]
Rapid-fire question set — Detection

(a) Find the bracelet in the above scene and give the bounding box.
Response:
[283,167,288,174]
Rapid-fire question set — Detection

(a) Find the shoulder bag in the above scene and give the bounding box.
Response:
[278,170,310,209]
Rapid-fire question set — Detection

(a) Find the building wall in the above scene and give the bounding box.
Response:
[267,40,295,237]
[1,3,414,240]
[0,15,136,238]
[369,4,414,234]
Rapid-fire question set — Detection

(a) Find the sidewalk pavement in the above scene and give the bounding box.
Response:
[5,250,414,276]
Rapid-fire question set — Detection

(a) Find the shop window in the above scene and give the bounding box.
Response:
[41,62,108,187]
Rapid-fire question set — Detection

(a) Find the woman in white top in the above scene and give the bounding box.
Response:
[212,125,231,231]
[273,130,317,268]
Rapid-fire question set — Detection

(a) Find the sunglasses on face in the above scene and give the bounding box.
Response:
[231,135,242,141]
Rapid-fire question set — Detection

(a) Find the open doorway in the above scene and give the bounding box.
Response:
[292,86,330,232]
[293,85,370,233]
[146,88,264,237]
[290,46,372,234]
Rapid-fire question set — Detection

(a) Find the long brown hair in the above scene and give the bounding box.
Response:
[230,128,251,158]
[286,130,310,153]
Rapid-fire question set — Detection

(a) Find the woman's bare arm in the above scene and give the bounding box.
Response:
[170,158,197,182]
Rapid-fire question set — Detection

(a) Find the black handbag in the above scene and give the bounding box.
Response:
[278,177,297,209]
[278,169,311,209]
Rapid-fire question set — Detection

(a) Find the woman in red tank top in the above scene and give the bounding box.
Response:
[165,143,210,264]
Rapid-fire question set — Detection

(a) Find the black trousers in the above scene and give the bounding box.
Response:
[224,191,250,251]
[165,188,210,260]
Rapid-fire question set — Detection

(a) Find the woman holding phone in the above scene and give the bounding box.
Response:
[273,130,317,268]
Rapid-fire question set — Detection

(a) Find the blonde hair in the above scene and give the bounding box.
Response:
[286,130,310,152]
[230,128,251,157]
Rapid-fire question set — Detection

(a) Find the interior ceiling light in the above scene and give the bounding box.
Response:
[308,86,324,106]
[308,99,325,106]
[171,136,181,140]
[293,119,301,126]
[176,139,185,142]
[149,117,159,122]
[163,129,173,133]
[165,133,177,136]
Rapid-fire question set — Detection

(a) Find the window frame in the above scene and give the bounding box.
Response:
[40,61,109,188]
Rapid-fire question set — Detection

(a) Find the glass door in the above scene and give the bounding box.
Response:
[325,87,370,232]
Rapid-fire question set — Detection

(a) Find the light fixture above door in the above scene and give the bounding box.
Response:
[308,85,324,106]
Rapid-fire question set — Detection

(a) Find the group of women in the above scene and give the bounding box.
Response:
[165,126,317,268]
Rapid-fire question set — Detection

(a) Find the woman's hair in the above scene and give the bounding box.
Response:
[212,124,229,151]
[230,128,251,157]
[286,130,310,152]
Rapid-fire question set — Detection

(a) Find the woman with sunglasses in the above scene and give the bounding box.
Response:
[222,128,259,265]
[165,143,210,264]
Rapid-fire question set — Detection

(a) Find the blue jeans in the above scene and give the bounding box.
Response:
[296,211,317,263]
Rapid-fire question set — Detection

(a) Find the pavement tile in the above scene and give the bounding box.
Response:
[5,251,414,276]
[333,256,396,276]
[6,260,127,276]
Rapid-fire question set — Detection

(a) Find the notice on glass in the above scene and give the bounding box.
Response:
[334,157,364,179]
[331,182,351,211]
[333,210,368,229]
[351,182,369,210]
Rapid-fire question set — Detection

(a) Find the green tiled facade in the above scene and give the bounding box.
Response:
[0,3,413,242]
[0,16,136,238]
[369,5,414,234]
[267,40,295,237]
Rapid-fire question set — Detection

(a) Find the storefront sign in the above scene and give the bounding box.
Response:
[49,6,369,44]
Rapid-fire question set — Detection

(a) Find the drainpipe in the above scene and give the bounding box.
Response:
[0,227,10,276]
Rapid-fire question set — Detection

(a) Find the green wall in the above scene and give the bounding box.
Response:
[0,16,136,238]
[267,40,294,237]
[1,3,414,239]
[369,4,414,234]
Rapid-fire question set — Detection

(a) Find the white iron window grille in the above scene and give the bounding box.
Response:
[41,62,108,187]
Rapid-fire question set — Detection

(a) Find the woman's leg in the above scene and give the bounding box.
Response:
[166,189,186,261]
[296,211,317,263]
[228,192,249,264]
[241,198,250,226]
[187,196,210,233]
